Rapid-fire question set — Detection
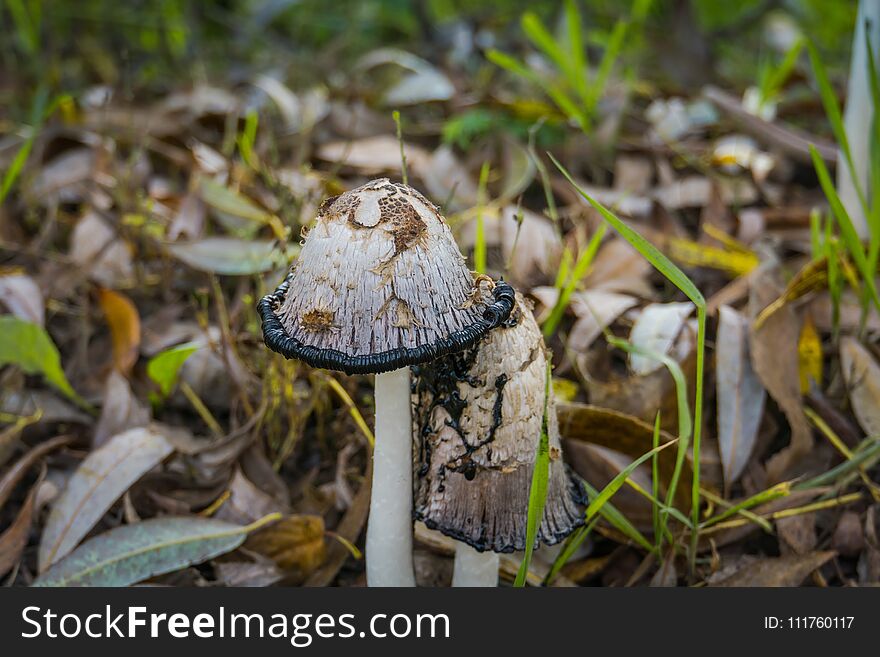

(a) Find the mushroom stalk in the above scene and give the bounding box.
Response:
[452,544,499,587]
[366,368,416,586]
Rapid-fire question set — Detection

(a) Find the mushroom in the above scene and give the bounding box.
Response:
[258,178,515,586]
[412,293,585,586]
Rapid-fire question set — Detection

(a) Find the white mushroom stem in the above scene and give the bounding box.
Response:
[366,368,416,586]
[452,543,499,587]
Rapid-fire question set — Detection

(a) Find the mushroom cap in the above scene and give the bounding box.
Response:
[413,294,586,553]
[259,179,514,375]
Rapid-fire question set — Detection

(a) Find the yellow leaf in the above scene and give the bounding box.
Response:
[552,377,579,402]
[97,288,141,374]
[244,514,326,579]
[754,258,828,330]
[667,237,759,277]
[798,315,822,394]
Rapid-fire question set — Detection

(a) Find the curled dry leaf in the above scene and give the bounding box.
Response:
[316,136,430,175]
[748,262,811,482]
[168,190,206,241]
[245,514,326,581]
[776,514,817,555]
[628,301,694,375]
[840,337,880,439]
[0,465,45,577]
[39,426,174,571]
[69,211,134,288]
[0,271,44,326]
[97,288,141,374]
[358,48,454,105]
[832,511,865,558]
[93,370,150,448]
[583,238,654,297]
[568,290,638,352]
[460,206,562,284]
[0,435,73,511]
[716,305,766,490]
[709,551,835,587]
[27,148,96,204]
[214,467,287,525]
[413,145,478,211]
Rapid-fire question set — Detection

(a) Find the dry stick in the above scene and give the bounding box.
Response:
[702,85,838,164]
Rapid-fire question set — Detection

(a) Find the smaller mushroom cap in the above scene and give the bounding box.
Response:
[259,179,514,374]
[413,294,586,553]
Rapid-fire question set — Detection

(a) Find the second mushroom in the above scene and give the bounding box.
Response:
[413,292,586,585]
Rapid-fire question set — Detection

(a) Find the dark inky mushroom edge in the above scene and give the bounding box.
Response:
[259,273,516,375]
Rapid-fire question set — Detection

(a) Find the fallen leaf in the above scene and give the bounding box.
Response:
[798,315,823,394]
[840,337,880,438]
[583,238,654,297]
[832,511,864,558]
[414,145,478,211]
[568,290,638,352]
[0,271,44,326]
[93,370,150,448]
[215,467,286,525]
[253,76,328,133]
[26,148,95,204]
[716,305,766,490]
[628,302,694,375]
[69,211,134,288]
[34,515,274,587]
[557,402,691,511]
[168,190,205,241]
[245,514,326,580]
[0,435,72,511]
[749,262,812,482]
[776,514,817,555]
[0,466,44,577]
[39,426,174,570]
[167,238,295,275]
[710,551,835,586]
[0,315,89,408]
[98,288,141,374]
[359,48,454,105]
[316,137,430,175]
[214,559,284,587]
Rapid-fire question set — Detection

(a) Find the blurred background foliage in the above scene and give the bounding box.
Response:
[1,0,856,106]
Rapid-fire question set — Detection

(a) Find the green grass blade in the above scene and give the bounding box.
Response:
[542,223,607,337]
[583,440,679,520]
[521,12,572,84]
[580,481,654,553]
[551,154,705,307]
[564,0,589,107]
[592,20,628,116]
[473,161,490,274]
[514,361,553,587]
[488,50,588,131]
[810,144,880,313]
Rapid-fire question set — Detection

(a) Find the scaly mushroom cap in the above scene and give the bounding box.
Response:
[413,294,586,553]
[259,179,514,374]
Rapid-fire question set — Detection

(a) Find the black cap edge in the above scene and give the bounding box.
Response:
[258,274,516,376]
